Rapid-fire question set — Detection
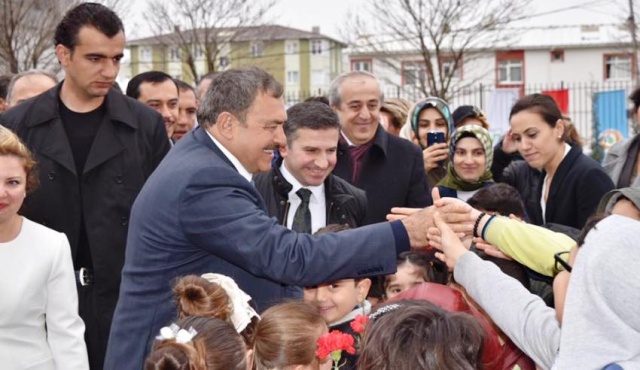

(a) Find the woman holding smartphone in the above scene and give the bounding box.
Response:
[437,124,494,201]
[403,97,453,189]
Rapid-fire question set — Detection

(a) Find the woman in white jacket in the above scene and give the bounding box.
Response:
[0,126,88,370]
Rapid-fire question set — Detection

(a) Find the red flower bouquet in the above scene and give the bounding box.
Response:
[316,330,356,369]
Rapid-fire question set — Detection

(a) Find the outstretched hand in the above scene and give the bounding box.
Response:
[432,212,469,270]
[398,188,473,248]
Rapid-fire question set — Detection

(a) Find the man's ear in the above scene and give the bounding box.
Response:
[55,44,70,66]
[216,112,236,140]
[356,278,372,302]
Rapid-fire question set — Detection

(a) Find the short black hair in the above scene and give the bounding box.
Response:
[126,71,177,100]
[175,79,196,96]
[54,2,124,51]
[303,95,329,105]
[479,254,530,289]
[284,101,340,144]
[0,74,14,99]
[576,213,607,247]
[467,183,526,219]
[630,86,640,113]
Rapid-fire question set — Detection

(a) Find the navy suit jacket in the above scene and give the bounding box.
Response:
[104,127,403,370]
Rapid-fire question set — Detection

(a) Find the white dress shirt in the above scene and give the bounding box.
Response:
[206,130,253,183]
[280,162,327,234]
[541,143,571,222]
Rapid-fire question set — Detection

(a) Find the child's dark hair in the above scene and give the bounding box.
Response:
[467,183,526,219]
[576,213,607,247]
[173,275,258,346]
[145,316,246,370]
[479,254,530,290]
[359,299,484,370]
[381,251,448,299]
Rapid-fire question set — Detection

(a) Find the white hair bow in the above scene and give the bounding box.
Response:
[156,323,197,344]
[201,273,260,332]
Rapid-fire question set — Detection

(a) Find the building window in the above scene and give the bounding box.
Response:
[286,41,299,55]
[219,56,229,68]
[311,69,329,85]
[604,54,632,80]
[192,45,204,59]
[498,59,523,84]
[169,47,181,61]
[287,71,299,84]
[550,49,564,63]
[402,61,427,87]
[441,56,462,79]
[351,59,372,72]
[139,47,152,62]
[311,39,323,55]
[250,41,264,58]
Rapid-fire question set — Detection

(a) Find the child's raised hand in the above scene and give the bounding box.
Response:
[432,212,469,270]
[473,237,513,261]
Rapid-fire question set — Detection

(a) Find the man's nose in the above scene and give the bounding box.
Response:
[274,124,286,145]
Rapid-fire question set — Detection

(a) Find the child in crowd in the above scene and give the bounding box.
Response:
[252,301,331,370]
[382,251,447,300]
[358,299,484,370]
[173,274,260,346]
[303,225,373,370]
[145,316,247,370]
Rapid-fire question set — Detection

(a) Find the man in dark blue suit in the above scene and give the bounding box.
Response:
[105,66,470,369]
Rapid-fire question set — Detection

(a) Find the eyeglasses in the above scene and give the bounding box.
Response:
[554,251,572,273]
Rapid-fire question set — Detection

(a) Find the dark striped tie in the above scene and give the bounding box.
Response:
[291,188,312,234]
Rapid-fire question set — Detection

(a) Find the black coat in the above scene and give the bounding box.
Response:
[1,85,170,335]
[253,158,367,229]
[501,145,614,229]
[333,126,431,225]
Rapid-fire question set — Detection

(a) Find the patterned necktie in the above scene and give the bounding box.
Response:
[291,188,312,234]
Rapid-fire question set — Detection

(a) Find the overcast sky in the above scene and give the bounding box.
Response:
[124,0,625,41]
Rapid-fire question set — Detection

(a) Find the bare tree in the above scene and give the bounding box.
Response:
[0,0,76,74]
[145,0,276,82]
[344,0,528,101]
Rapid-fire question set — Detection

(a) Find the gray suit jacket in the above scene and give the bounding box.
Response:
[104,127,405,370]
[603,136,640,188]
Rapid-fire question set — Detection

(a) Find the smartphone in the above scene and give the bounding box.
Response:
[426,131,446,147]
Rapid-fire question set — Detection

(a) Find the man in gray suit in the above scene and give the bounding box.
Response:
[105,66,471,369]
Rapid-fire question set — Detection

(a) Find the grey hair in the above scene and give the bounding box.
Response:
[197,66,283,128]
[327,70,383,108]
[6,69,57,104]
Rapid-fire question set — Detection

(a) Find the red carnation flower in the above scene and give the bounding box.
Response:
[316,330,356,369]
[350,314,369,334]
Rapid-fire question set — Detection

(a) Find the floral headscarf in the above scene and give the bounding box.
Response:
[437,124,493,191]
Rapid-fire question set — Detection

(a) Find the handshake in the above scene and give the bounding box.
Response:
[388,188,487,269]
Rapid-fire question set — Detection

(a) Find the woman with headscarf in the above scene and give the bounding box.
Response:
[400,97,454,189]
[437,124,494,201]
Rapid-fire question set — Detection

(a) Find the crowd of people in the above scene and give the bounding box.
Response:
[0,2,639,370]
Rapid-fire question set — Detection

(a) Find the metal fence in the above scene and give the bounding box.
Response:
[284,80,639,147]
